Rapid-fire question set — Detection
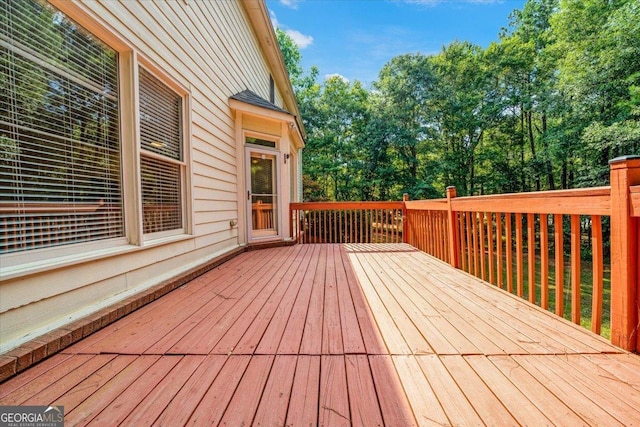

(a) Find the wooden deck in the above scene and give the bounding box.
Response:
[2,244,640,426]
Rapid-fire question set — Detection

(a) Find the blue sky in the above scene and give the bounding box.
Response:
[266,0,528,86]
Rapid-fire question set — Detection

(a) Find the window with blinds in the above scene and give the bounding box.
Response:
[138,67,184,234]
[1,0,123,254]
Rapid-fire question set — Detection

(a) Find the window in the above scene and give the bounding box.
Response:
[269,75,275,104]
[1,0,123,254]
[138,67,185,235]
[246,136,276,149]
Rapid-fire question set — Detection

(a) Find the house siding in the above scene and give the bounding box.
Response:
[0,0,295,352]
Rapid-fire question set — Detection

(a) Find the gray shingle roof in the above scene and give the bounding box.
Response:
[230,89,291,115]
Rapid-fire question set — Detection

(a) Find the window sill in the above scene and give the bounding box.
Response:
[0,234,193,282]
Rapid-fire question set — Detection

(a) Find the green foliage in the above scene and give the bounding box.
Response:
[275,0,640,201]
[275,28,303,88]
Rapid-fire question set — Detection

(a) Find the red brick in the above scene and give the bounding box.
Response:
[0,356,17,383]
[5,346,33,373]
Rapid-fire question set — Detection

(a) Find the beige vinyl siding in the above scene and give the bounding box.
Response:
[79,0,279,241]
[243,115,283,137]
[0,0,290,351]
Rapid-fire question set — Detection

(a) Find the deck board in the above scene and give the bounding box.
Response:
[319,355,350,426]
[339,245,387,354]
[182,355,249,426]
[415,354,485,426]
[321,245,344,355]
[462,354,555,425]
[218,355,274,426]
[2,243,640,426]
[274,245,320,355]
[64,355,160,426]
[213,246,306,354]
[285,355,320,426]
[299,245,327,355]
[252,355,297,426]
[88,356,181,426]
[345,354,384,427]
[119,355,204,426]
[439,355,518,426]
[509,355,626,426]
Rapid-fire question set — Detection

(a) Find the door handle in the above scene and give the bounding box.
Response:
[247,190,251,200]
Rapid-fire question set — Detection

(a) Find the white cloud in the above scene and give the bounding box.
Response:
[269,10,313,49]
[324,73,350,83]
[269,10,280,29]
[285,29,314,49]
[279,0,300,9]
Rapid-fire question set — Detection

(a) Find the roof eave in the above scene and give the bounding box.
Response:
[240,0,306,140]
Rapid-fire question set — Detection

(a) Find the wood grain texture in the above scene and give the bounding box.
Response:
[3,244,638,426]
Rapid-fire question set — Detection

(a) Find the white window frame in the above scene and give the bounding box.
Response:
[1,1,193,278]
[136,57,192,243]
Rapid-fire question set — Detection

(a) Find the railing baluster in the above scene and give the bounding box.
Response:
[479,212,486,281]
[506,213,513,293]
[571,215,581,325]
[488,213,494,285]
[516,213,524,297]
[324,209,328,243]
[472,212,479,276]
[466,211,473,273]
[528,213,536,304]
[459,212,467,271]
[591,215,603,334]
[540,214,549,309]
[438,212,449,262]
[496,213,503,289]
[554,214,564,317]
[436,211,440,256]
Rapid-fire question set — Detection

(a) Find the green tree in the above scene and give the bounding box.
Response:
[373,54,439,199]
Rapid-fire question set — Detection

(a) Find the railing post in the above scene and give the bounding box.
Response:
[402,193,410,244]
[609,155,640,352]
[289,205,294,242]
[446,186,460,269]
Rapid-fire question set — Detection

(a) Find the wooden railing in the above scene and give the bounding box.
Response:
[1,202,123,253]
[289,202,405,244]
[404,156,640,352]
[142,204,182,234]
[289,156,640,352]
[252,201,275,230]
[1,202,182,252]
[406,187,610,335]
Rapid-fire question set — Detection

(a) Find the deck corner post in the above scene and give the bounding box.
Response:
[402,193,410,244]
[289,204,295,243]
[446,186,460,269]
[609,155,640,352]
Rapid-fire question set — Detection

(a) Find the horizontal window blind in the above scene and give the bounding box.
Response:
[139,67,184,234]
[1,0,123,254]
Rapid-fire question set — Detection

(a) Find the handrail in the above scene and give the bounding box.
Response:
[406,187,611,215]
[290,201,405,210]
[0,201,106,213]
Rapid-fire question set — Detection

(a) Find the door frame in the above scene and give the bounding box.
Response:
[245,145,282,242]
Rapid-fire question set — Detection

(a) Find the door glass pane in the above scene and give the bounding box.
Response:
[251,154,277,232]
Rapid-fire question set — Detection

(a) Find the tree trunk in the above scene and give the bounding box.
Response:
[527,110,540,191]
[541,114,555,190]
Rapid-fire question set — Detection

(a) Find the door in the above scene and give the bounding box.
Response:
[247,148,279,239]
